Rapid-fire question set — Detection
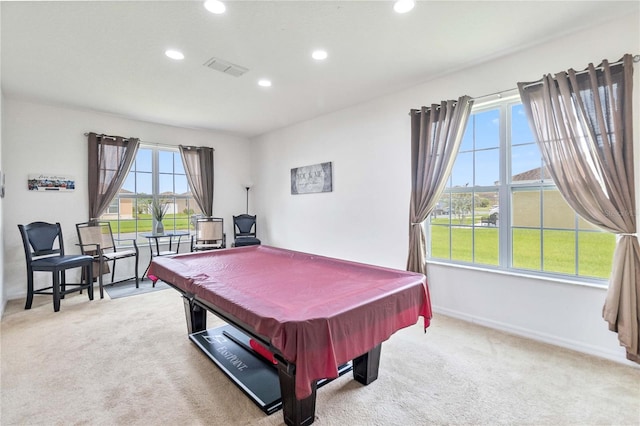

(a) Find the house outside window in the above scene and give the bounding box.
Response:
[101,145,202,241]
[428,96,616,282]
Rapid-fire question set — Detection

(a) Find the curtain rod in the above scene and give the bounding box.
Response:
[412,54,639,114]
[84,132,180,149]
[519,54,639,91]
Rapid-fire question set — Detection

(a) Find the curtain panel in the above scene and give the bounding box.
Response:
[87,132,139,221]
[517,54,639,363]
[407,96,474,275]
[179,145,214,217]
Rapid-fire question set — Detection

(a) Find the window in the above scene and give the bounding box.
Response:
[428,96,616,281]
[101,146,202,240]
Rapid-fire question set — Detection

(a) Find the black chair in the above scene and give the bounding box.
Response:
[481,212,498,226]
[191,217,226,251]
[76,221,139,299]
[18,222,94,312]
[232,214,261,247]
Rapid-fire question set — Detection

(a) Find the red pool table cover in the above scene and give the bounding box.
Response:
[149,245,431,399]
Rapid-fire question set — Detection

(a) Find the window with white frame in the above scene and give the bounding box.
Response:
[427,96,616,281]
[101,145,202,240]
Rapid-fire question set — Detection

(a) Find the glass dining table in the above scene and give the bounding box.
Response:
[141,231,190,280]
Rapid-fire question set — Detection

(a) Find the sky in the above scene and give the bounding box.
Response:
[450,103,543,188]
[122,148,190,195]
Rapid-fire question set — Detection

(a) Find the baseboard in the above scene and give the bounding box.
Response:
[432,305,638,368]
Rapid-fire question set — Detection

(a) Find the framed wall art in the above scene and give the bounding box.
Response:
[291,162,332,195]
[28,174,76,192]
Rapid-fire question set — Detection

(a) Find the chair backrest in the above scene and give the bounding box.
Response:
[18,221,65,262]
[233,214,257,238]
[76,221,116,253]
[194,217,224,244]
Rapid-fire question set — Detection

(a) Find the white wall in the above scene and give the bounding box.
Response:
[2,98,251,301]
[0,2,5,316]
[251,13,640,364]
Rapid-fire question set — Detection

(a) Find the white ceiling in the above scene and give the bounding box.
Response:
[2,1,638,138]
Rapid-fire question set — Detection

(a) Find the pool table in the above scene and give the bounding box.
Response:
[149,245,431,426]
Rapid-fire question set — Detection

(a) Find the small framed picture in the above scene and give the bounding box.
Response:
[28,174,76,192]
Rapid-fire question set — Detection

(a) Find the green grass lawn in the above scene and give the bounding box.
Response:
[430,224,615,279]
[108,214,193,234]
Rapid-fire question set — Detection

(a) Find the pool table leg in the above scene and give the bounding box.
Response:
[353,343,382,385]
[277,361,317,426]
[183,295,207,334]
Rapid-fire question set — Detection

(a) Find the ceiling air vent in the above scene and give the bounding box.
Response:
[203,57,249,77]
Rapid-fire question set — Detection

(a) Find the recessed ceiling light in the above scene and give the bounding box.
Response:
[393,0,415,13]
[258,79,272,87]
[312,50,328,61]
[165,49,184,60]
[204,0,226,14]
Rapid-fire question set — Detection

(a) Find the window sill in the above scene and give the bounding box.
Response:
[426,259,608,290]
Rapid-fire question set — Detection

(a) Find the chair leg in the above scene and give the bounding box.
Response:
[25,269,34,310]
[111,259,116,285]
[60,270,66,299]
[99,258,105,299]
[52,271,61,312]
[86,262,94,301]
[135,256,139,288]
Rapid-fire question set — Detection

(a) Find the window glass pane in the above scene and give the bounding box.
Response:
[136,171,152,195]
[116,219,138,236]
[511,104,535,145]
[175,175,189,195]
[122,173,135,192]
[451,226,472,262]
[135,197,151,218]
[543,230,576,275]
[175,155,186,174]
[512,189,540,227]
[459,123,474,152]
[474,148,499,186]
[512,228,541,271]
[511,144,542,182]
[429,225,451,259]
[159,150,175,173]
[159,174,174,194]
[451,152,473,188]
[543,189,574,229]
[473,109,500,149]
[578,231,615,278]
[474,191,498,226]
[118,198,134,219]
[450,192,473,225]
[136,149,152,172]
[474,227,498,266]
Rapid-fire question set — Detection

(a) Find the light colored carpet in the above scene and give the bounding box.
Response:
[2,289,639,425]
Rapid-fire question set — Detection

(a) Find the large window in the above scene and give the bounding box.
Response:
[428,96,616,282]
[101,146,202,240]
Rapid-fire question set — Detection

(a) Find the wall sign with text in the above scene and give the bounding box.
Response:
[290,162,332,195]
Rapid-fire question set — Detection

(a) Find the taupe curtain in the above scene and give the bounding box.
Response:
[179,145,214,217]
[518,54,639,363]
[407,96,474,274]
[87,132,139,221]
